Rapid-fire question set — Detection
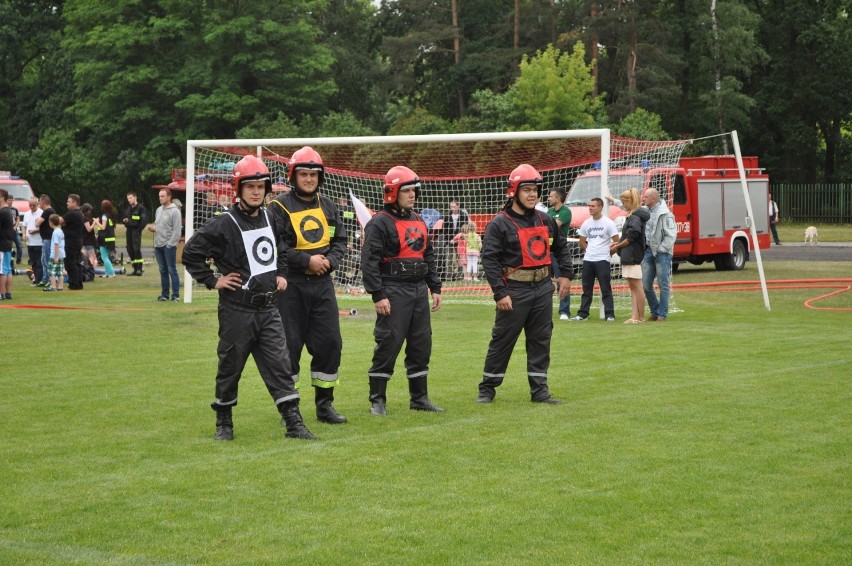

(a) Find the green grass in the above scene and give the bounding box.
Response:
[2,260,851,565]
[776,222,852,243]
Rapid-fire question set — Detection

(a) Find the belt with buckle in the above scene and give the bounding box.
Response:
[226,289,278,309]
[380,261,429,279]
[503,266,550,283]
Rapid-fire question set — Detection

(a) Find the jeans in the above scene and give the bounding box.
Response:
[576,260,614,319]
[769,220,780,244]
[40,241,52,283]
[99,246,115,276]
[642,250,672,319]
[550,253,571,316]
[154,245,180,299]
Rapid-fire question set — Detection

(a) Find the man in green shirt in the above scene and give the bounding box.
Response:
[548,188,573,320]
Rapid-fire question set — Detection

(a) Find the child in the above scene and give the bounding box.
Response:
[45,214,65,291]
[464,221,482,280]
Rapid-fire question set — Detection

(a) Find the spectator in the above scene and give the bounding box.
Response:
[95,200,117,278]
[81,203,99,269]
[439,199,469,280]
[571,198,619,322]
[477,164,573,405]
[34,195,55,287]
[0,189,14,300]
[361,165,444,415]
[547,187,573,320]
[269,146,348,424]
[182,154,317,441]
[336,195,361,287]
[23,197,43,286]
[44,214,65,292]
[609,188,650,324]
[148,189,182,301]
[122,191,148,276]
[63,194,85,290]
[196,191,222,227]
[769,192,781,245]
[642,188,676,321]
[5,194,22,265]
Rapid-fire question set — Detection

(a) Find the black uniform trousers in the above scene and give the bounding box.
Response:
[576,259,615,319]
[64,241,83,289]
[480,278,554,402]
[212,302,300,410]
[368,280,432,381]
[28,245,43,283]
[126,229,143,267]
[276,275,342,389]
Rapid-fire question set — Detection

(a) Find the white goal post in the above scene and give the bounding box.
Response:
[181,130,691,308]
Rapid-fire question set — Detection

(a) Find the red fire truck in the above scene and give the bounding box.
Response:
[565,155,771,271]
[0,171,36,215]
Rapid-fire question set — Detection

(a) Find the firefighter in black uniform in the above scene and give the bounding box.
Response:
[122,191,148,276]
[183,154,317,441]
[269,146,348,424]
[477,164,574,404]
[361,165,444,415]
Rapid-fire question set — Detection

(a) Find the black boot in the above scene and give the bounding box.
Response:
[315,387,347,424]
[279,400,319,440]
[477,374,503,403]
[369,377,387,416]
[409,376,445,412]
[528,375,562,404]
[214,407,234,441]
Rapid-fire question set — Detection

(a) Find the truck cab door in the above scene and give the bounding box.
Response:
[671,173,691,257]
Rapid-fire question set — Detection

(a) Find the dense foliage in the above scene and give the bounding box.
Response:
[1,0,849,210]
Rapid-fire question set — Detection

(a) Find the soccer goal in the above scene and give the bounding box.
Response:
[182,130,691,310]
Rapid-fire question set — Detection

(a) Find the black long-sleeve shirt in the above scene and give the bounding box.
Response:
[361,205,442,303]
[481,206,574,302]
[123,203,148,233]
[183,205,287,294]
[268,191,347,276]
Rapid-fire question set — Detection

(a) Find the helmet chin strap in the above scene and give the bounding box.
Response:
[238,199,261,215]
[293,185,314,199]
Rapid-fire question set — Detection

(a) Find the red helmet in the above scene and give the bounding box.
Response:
[507,164,542,198]
[232,155,272,196]
[288,146,325,187]
[384,165,420,204]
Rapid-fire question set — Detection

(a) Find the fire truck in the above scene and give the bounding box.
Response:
[0,171,36,215]
[565,156,771,271]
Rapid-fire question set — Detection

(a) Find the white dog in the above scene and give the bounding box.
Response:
[804,226,819,245]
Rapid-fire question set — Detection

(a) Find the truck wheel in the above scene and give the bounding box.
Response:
[726,240,747,270]
[714,257,728,271]
[671,262,680,273]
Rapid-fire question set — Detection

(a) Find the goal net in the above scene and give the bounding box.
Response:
[181,130,691,314]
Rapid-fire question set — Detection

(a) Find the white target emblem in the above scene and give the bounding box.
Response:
[253,236,275,266]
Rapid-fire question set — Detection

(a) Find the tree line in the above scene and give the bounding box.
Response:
[1,0,849,212]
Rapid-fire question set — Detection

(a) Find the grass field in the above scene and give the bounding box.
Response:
[2,259,851,565]
[775,222,850,243]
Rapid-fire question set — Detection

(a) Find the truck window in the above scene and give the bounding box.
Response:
[673,174,687,205]
[566,174,645,205]
[649,173,668,202]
